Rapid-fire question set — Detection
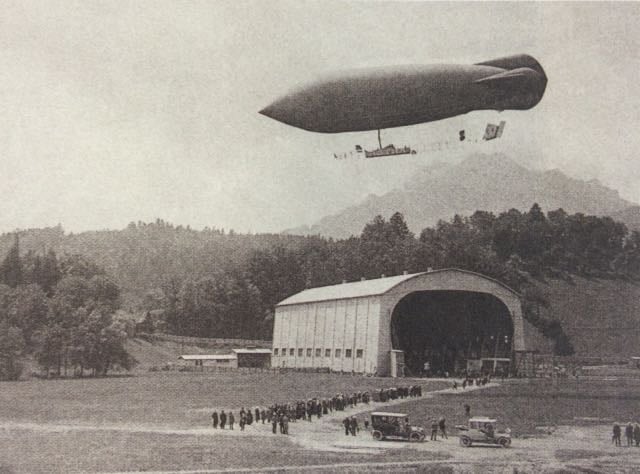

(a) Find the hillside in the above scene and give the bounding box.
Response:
[538,276,640,358]
[287,154,636,238]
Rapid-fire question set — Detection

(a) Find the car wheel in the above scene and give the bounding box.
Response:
[372,430,383,441]
[498,437,511,448]
[410,432,422,442]
[459,436,472,447]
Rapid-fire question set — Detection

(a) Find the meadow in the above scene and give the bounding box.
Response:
[1,372,639,473]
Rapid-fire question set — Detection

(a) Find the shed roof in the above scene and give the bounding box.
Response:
[277,272,424,306]
[179,354,237,360]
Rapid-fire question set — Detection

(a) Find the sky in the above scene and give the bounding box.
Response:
[0,1,639,234]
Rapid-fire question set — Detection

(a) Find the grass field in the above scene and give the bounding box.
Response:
[2,372,640,473]
[361,376,640,437]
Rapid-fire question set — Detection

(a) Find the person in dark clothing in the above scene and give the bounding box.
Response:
[255,408,260,423]
[246,411,253,425]
[464,404,471,417]
[211,411,219,429]
[272,414,278,434]
[343,417,350,436]
[634,423,640,447]
[219,410,227,429]
[261,409,266,424]
[626,422,634,447]
[430,419,438,440]
[228,411,235,430]
[350,416,358,436]
[438,417,447,439]
[613,423,622,446]
[239,413,246,431]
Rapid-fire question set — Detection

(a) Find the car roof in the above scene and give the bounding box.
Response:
[469,417,497,423]
[371,412,407,417]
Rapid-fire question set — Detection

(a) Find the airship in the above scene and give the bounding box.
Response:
[259,54,547,134]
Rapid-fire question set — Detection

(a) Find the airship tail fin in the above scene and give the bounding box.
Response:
[475,54,545,77]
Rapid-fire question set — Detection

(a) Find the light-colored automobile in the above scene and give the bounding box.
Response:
[456,417,512,448]
[370,412,426,442]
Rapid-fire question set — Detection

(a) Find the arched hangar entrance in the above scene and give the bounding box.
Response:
[378,269,525,377]
[391,291,514,376]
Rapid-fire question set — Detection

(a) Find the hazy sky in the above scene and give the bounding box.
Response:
[1,1,639,233]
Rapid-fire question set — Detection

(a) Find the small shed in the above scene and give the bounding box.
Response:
[232,348,272,368]
[179,354,238,368]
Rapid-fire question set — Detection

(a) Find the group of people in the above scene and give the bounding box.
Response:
[375,385,422,402]
[451,376,491,390]
[430,416,448,440]
[612,422,640,446]
[210,384,423,437]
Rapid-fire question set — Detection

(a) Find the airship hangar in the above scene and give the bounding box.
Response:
[272,268,544,377]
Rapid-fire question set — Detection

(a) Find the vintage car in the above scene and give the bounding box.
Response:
[371,412,426,442]
[456,417,512,447]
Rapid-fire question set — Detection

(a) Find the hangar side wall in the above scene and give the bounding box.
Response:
[376,271,525,377]
[272,296,382,374]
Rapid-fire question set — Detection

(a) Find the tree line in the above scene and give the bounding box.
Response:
[0,239,132,380]
[137,205,640,357]
[3,204,640,379]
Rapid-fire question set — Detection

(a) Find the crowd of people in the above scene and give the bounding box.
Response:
[612,422,640,447]
[209,384,423,436]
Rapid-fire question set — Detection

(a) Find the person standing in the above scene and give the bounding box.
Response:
[282,413,289,435]
[219,410,227,429]
[634,423,640,447]
[271,413,278,434]
[211,411,219,429]
[464,404,471,417]
[240,412,246,431]
[228,411,235,430]
[613,423,622,446]
[350,416,359,436]
[438,417,448,439]
[626,422,634,447]
[430,419,438,441]
[255,408,261,424]
[343,417,350,436]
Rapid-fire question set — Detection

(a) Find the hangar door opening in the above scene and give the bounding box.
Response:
[390,290,514,377]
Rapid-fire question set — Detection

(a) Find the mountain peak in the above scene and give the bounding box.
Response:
[286,153,635,239]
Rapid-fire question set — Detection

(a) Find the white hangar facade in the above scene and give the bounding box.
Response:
[272,268,539,377]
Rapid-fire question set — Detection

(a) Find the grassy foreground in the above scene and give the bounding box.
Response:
[2,372,640,473]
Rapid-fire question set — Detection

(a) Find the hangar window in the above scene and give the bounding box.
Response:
[298,348,303,357]
[356,349,363,358]
[335,349,341,358]
[325,349,331,357]
[306,348,312,357]
[273,348,279,356]
[315,348,321,357]
[282,348,286,355]
[345,349,352,358]
[289,348,294,356]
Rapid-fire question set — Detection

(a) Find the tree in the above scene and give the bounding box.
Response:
[0,234,22,288]
[0,321,25,380]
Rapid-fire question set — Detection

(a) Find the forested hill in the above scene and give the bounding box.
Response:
[0,223,312,307]
[1,204,639,357]
[287,154,638,238]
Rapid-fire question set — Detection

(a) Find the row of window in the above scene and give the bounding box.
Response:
[273,348,364,359]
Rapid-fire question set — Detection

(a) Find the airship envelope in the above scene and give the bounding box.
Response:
[260,54,547,133]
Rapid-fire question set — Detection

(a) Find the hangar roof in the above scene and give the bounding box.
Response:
[277,272,425,306]
[276,268,519,307]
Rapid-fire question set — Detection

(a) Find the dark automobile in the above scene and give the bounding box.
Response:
[371,412,426,442]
